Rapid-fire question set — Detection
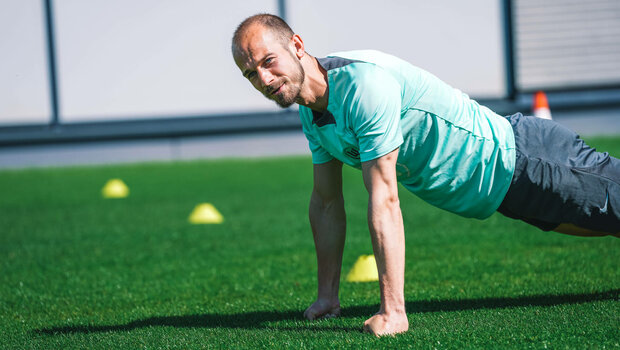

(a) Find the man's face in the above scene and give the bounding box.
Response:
[233,25,304,108]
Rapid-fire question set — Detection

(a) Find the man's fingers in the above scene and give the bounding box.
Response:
[363,319,372,333]
[304,305,341,321]
[363,318,381,337]
[304,307,319,320]
[324,307,341,318]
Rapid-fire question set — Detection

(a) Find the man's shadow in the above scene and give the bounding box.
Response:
[35,289,618,335]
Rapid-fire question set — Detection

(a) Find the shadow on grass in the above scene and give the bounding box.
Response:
[36,289,618,335]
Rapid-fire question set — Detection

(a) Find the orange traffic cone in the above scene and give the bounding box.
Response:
[532,91,552,120]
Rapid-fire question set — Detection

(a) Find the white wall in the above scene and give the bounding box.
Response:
[0,0,507,125]
[514,0,620,90]
[54,0,280,122]
[0,0,50,125]
[289,0,506,97]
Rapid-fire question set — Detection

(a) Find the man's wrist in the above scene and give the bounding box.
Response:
[317,287,339,302]
[381,303,406,315]
[315,295,340,308]
[379,287,406,315]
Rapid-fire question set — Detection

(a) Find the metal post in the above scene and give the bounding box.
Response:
[277,0,287,21]
[502,0,516,99]
[43,0,60,127]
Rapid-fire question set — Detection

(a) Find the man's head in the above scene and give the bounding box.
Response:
[232,14,305,108]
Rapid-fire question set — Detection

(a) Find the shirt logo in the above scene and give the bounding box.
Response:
[396,163,410,179]
[344,147,360,160]
[600,190,609,214]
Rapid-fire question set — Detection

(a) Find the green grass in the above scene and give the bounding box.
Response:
[1,136,619,349]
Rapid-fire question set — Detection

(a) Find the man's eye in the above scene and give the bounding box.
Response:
[265,58,273,64]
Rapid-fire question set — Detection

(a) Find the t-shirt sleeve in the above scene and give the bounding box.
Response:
[347,65,404,162]
[307,135,334,164]
[299,107,334,164]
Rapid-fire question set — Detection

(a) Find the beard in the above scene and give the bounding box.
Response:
[268,54,305,108]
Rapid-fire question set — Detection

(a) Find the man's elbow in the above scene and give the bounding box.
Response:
[385,193,401,211]
[311,189,344,211]
[371,189,400,211]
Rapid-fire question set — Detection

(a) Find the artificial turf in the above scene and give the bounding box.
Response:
[1,136,618,349]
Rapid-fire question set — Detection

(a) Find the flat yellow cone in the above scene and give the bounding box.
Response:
[346,255,379,282]
[102,179,129,198]
[189,203,224,224]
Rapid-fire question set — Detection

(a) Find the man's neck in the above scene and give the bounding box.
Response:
[296,54,329,112]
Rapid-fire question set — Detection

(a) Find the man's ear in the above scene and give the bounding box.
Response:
[291,34,305,59]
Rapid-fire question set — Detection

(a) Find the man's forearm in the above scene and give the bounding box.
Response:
[367,189,406,314]
[309,190,346,300]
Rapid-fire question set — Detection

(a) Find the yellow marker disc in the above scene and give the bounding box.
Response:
[346,255,379,282]
[102,179,129,198]
[189,203,224,224]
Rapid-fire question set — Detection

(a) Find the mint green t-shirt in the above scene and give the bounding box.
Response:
[299,50,515,219]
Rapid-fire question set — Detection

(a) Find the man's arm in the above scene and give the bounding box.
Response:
[361,148,409,336]
[303,159,346,320]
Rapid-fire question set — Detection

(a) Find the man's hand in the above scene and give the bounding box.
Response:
[363,311,409,336]
[303,298,341,320]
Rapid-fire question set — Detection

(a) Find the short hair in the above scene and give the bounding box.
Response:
[231,14,294,54]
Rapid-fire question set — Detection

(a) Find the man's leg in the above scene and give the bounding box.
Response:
[498,113,620,235]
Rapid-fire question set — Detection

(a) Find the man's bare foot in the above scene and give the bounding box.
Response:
[303,298,341,320]
[363,311,409,336]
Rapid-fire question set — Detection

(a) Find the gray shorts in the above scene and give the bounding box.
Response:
[497,113,620,232]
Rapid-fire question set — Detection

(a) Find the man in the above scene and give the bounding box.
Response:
[231,14,620,336]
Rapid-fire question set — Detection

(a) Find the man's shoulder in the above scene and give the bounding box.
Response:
[322,55,394,93]
[325,59,399,105]
[324,49,392,64]
[319,56,377,82]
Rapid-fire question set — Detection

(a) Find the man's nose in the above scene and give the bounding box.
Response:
[257,68,274,87]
